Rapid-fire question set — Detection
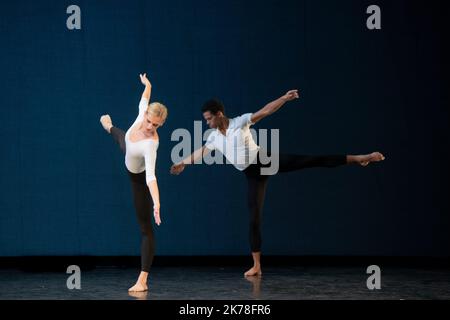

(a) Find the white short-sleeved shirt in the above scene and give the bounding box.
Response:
[125,97,158,184]
[205,113,260,171]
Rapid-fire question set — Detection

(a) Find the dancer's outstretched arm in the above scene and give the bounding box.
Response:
[170,146,211,175]
[148,180,161,225]
[139,73,152,101]
[144,146,161,225]
[251,90,299,124]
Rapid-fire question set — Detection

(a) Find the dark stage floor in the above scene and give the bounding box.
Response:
[1,266,449,300]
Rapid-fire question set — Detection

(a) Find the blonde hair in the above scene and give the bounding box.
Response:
[146,102,168,122]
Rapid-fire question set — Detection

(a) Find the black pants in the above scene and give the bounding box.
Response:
[243,151,348,253]
[110,127,155,272]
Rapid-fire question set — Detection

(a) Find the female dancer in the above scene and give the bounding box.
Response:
[100,73,168,292]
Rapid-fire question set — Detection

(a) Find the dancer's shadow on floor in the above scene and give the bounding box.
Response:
[245,275,262,299]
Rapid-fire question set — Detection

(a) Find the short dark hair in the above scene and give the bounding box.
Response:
[202,98,225,115]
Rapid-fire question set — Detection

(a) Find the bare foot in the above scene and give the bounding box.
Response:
[100,115,113,133]
[128,282,148,292]
[244,266,262,277]
[358,152,385,167]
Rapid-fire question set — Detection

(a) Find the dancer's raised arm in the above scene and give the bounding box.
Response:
[250,90,299,124]
[139,73,152,101]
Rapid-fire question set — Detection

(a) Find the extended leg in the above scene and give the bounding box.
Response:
[278,154,348,173]
[110,127,126,154]
[100,114,126,154]
[276,152,385,173]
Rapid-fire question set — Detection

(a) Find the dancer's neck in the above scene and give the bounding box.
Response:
[138,125,156,139]
[218,117,230,135]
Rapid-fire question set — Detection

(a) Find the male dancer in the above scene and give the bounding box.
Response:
[170,90,385,276]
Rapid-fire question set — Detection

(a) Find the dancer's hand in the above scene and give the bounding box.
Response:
[153,205,161,226]
[139,73,151,87]
[170,163,185,175]
[283,90,299,101]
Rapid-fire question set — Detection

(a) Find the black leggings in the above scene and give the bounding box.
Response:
[244,151,348,253]
[110,127,155,272]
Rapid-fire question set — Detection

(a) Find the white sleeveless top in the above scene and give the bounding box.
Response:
[124,97,158,184]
